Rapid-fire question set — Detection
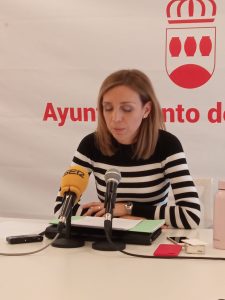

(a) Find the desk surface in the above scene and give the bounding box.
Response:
[0,218,225,300]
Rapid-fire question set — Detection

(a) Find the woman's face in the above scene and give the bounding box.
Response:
[102,85,151,145]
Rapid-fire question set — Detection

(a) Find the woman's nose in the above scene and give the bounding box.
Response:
[111,109,122,122]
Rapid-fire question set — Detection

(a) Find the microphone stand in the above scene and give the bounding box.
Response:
[92,188,126,251]
[52,195,85,248]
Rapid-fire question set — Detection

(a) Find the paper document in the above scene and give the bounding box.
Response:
[72,216,142,230]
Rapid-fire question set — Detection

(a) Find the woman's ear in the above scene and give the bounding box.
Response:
[143,101,151,118]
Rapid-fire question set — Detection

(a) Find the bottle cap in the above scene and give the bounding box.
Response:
[218,180,225,190]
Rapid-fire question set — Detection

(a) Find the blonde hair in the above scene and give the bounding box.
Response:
[96,69,165,160]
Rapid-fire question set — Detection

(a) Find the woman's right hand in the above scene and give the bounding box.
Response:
[81,201,105,217]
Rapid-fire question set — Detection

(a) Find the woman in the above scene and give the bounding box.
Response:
[55,69,201,229]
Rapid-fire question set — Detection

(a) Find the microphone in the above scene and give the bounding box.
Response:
[104,168,121,223]
[58,165,89,227]
[92,168,126,251]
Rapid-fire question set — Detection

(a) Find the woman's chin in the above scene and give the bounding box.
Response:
[112,134,132,145]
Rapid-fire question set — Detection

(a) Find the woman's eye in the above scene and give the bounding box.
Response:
[122,106,133,112]
[103,105,112,112]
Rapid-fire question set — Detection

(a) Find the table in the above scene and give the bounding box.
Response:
[0,218,225,300]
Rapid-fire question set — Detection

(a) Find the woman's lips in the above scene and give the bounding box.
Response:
[112,128,125,134]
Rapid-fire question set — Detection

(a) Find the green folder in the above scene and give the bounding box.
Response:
[129,219,165,233]
[47,217,165,245]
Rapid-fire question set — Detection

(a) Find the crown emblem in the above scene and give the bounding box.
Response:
[167,0,217,24]
[165,0,217,89]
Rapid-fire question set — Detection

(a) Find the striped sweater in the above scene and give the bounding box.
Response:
[55,130,201,229]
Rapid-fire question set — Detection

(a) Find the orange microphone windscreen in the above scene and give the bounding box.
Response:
[60,165,89,199]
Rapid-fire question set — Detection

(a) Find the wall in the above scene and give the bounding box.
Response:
[0,0,224,219]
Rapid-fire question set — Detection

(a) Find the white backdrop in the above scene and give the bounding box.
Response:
[0,0,224,219]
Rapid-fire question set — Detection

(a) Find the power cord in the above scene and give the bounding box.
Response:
[104,229,225,261]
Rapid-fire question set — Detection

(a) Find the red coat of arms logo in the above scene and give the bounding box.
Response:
[165,0,217,89]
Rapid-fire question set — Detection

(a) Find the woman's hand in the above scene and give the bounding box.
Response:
[121,215,145,220]
[81,202,132,218]
[81,201,105,217]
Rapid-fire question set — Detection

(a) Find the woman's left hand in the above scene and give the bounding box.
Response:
[81,202,137,218]
[121,215,145,220]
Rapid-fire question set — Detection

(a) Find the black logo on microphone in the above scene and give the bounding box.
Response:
[64,169,85,178]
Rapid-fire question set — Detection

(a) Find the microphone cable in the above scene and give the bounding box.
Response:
[104,228,225,261]
[0,233,60,257]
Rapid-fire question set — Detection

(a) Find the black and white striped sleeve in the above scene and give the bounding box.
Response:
[155,146,201,229]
